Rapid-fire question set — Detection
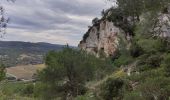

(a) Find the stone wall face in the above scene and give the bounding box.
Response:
[79,20,126,57]
[154,13,170,38]
[79,7,170,57]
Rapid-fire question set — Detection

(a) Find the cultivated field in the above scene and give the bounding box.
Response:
[6,64,46,81]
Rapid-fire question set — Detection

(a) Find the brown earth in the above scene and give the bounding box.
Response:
[6,64,45,81]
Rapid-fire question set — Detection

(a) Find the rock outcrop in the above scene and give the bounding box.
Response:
[79,9,170,57]
[154,13,170,38]
[79,20,130,57]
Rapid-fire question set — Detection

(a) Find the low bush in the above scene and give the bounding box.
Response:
[138,77,170,100]
[130,42,144,58]
[21,84,34,97]
[124,91,143,100]
[99,78,124,100]
[0,64,5,81]
[161,53,170,76]
[113,54,134,67]
[146,54,163,68]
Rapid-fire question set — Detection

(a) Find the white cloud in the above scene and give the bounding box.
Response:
[1,0,112,46]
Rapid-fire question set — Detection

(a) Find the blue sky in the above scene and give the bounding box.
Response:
[1,0,112,46]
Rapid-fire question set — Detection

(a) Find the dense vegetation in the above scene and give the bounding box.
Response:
[0,47,114,100]
[37,47,114,99]
[1,36,170,100]
[1,0,170,100]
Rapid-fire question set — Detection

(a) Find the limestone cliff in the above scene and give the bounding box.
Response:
[79,20,130,57]
[79,8,170,57]
[154,13,170,38]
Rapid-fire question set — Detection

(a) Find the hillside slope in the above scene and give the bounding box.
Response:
[77,2,170,100]
[0,41,65,67]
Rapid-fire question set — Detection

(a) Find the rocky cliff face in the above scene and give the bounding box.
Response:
[79,20,130,57]
[79,9,170,57]
[154,13,170,38]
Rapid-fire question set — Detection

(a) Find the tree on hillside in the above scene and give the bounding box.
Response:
[0,0,15,81]
[162,53,170,76]
[105,0,170,37]
[92,17,99,25]
[0,0,15,37]
[0,64,5,81]
[108,0,170,13]
[38,47,114,99]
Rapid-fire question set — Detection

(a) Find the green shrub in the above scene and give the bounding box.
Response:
[127,68,165,82]
[0,82,26,96]
[100,78,124,100]
[161,53,170,76]
[137,38,159,53]
[146,54,162,68]
[74,93,96,100]
[124,91,144,100]
[33,82,60,100]
[21,84,34,97]
[113,54,134,67]
[0,64,5,81]
[38,47,114,99]
[138,77,170,100]
[130,42,144,58]
[136,54,162,71]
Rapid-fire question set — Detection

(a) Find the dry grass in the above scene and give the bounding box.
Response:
[6,64,45,81]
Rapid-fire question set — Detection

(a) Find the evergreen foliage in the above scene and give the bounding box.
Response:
[0,64,5,81]
[38,47,114,99]
[1,0,170,100]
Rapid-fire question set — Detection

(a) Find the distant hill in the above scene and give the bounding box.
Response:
[0,41,66,67]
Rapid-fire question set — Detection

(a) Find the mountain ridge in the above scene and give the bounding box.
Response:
[0,41,66,67]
